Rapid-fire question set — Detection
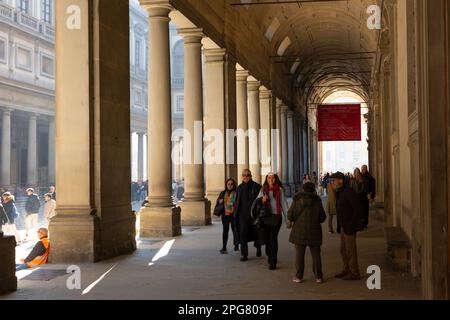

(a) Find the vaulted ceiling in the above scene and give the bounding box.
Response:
[237,0,381,105]
[171,0,384,111]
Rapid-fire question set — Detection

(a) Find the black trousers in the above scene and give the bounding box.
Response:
[295,244,323,280]
[362,197,370,228]
[262,216,282,267]
[238,217,261,258]
[222,215,238,249]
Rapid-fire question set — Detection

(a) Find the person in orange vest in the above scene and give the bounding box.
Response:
[16,228,50,271]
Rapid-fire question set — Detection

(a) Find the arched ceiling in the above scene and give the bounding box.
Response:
[233,0,382,109]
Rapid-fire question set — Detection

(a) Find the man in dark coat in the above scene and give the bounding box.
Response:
[234,169,262,261]
[25,188,41,240]
[361,165,376,229]
[331,172,363,280]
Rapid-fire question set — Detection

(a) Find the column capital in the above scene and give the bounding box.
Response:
[287,110,294,118]
[139,1,173,19]
[178,28,204,44]
[29,113,38,120]
[1,108,13,115]
[259,87,272,100]
[279,105,289,113]
[247,77,261,92]
[203,48,227,63]
[236,69,249,82]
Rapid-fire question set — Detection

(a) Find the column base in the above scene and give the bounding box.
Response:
[49,212,136,263]
[139,206,181,238]
[179,199,212,226]
[0,236,17,294]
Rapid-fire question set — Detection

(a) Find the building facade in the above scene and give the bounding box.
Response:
[0,0,186,190]
[0,0,55,191]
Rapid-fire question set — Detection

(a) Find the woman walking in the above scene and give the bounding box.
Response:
[1,192,22,245]
[288,182,326,283]
[253,173,289,270]
[214,179,239,254]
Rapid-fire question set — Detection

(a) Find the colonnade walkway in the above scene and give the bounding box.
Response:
[4,206,421,300]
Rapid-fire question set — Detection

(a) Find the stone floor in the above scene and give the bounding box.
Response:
[2,206,421,300]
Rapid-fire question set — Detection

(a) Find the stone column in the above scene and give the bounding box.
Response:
[280,105,290,195]
[27,114,38,187]
[236,68,249,177]
[178,27,211,226]
[287,110,295,195]
[247,77,261,184]
[259,87,272,177]
[137,132,144,182]
[297,116,304,186]
[139,1,181,237]
[275,99,283,175]
[1,109,12,187]
[48,117,55,185]
[293,115,300,192]
[203,45,237,203]
[50,0,136,262]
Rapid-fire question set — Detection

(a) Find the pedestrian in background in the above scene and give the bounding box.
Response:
[288,182,326,283]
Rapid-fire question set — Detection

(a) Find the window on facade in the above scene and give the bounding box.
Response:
[173,41,184,78]
[19,0,30,14]
[0,38,6,63]
[176,96,184,113]
[41,54,54,77]
[42,0,52,24]
[134,90,144,106]
[135,40,141,69]
[16,46,32,70]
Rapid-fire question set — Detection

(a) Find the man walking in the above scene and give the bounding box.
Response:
[234,169,262,261]
[331,172,363,280]
[361,165,376,229]
[25,188,41,241]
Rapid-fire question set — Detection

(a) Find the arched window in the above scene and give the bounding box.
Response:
[172,40,184,78]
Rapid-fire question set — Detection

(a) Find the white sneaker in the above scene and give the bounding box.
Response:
[292,277,303,283]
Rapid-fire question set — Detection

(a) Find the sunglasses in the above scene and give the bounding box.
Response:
[242,174,251,177]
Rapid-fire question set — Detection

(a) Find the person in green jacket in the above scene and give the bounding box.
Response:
[288,182,327,284]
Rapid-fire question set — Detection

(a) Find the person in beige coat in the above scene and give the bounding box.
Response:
[326,182,337,234]
[44,193,56,223]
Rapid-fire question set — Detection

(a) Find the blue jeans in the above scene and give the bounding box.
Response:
[16,264,30,271]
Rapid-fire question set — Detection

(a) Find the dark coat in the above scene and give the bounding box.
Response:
[362,172,376,199]
[234,180,262,243]
[25,194,40,215]
[336,182,363,235]
[0,204,8,226]
[288,192,326,246]
[2,198,18,223]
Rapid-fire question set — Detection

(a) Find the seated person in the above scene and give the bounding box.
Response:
[16,228,50,271]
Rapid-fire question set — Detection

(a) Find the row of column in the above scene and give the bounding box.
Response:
[135,3,309,237]
[0,109,55,188]
[131,131,146,182]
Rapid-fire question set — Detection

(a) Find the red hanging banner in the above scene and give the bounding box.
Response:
[317,104,361,142]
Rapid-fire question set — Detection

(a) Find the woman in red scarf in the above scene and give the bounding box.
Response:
[256,173,289,270]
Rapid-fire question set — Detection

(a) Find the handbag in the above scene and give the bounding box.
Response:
[213,201,225,217]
